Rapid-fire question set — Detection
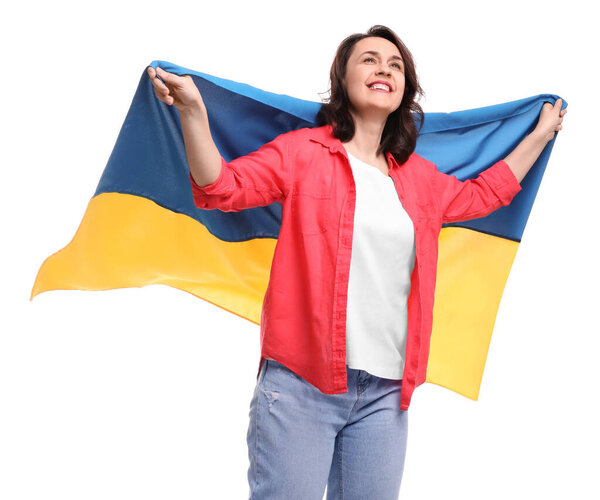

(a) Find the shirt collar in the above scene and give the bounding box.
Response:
[307,124,400,170]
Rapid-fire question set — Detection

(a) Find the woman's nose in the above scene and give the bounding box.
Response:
[377,65,392,76]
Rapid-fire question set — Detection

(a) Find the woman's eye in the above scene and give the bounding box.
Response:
[364,57,402,70]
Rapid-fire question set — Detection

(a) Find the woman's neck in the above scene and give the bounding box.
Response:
[342,114,386,163]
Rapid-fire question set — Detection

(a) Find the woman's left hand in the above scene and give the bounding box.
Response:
[534,98,567,144]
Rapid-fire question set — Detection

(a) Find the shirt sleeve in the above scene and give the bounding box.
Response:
[430,159,523,223]
[189,131,292,212]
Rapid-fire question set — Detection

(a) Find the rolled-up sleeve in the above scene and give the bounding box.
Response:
[430,159,522,223]
[190,131,291,212]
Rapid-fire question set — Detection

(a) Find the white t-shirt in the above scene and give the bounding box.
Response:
[344,151,416,380]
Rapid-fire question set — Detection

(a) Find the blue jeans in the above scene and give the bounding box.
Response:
[246,358,408,499]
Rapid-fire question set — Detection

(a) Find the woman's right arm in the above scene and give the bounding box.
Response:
[147,66,221,187]
[147,65,293,212]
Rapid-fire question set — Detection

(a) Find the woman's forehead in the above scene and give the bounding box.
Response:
[351,37,401,58]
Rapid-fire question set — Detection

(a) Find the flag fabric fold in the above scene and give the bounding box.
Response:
[31,59,566,402]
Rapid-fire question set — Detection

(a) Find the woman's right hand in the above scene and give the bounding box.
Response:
[147,66,205,113]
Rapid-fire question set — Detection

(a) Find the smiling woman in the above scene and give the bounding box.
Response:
[141,23,564,500]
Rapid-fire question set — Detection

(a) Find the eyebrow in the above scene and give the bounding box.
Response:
[359,50,404,64]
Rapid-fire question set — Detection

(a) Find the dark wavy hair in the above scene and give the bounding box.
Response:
[316,25,425,165]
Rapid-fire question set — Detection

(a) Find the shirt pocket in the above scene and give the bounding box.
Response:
[290,162,333,235]
[289,192,331,235]
[413,215,440,258]
[415,200,437,218]
[292,154,334,198]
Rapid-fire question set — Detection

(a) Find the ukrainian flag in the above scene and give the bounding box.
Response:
[31,60,566,402]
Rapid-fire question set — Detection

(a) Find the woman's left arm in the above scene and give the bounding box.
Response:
[503,98,567,183]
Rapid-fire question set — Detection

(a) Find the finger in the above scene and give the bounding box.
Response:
[153,90,173,106]
[153,86,172,104]
[154,82,169,96]
[149,69,169,93]
[551,99,562,116]
[151,80,169,96]
[156,66,176,84]
[148,66,167,86]
[554,101,564,116]
[153,88,165,101]
[156,87,174,104]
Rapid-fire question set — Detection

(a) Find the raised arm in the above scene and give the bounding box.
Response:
[179,103,223,188]
[147,66,221,187]
[432,98,567,223]
[148,66,292,212]
[503,98,567,183]
[431,159,523,224]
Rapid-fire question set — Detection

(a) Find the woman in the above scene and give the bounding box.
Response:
[147,25,565,500]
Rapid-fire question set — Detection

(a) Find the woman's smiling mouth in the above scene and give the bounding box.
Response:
[367,82,392,92]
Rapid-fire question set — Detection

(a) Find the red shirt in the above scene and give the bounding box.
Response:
[190,124,522,411]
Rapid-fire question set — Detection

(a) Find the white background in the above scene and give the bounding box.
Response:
[2,0,598,498]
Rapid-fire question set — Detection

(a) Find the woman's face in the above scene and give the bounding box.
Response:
[342,36,405,122]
